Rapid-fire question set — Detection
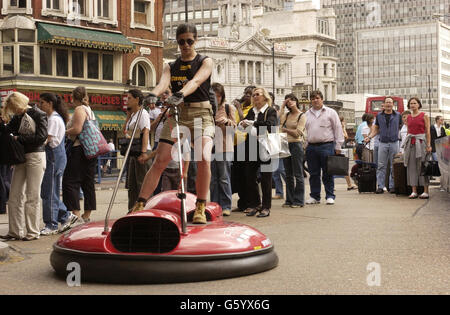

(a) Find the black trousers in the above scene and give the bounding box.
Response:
[239,161,272,210]
[62,146,97,211]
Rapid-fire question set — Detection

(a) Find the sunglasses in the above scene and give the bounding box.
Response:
[177,38,195,46]
[252,93,262,97]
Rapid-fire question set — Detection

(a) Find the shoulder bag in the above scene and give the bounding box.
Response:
[78,107,110,159]
[258,108,291,161]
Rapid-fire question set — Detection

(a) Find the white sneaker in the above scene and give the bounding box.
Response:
[59,213,79,233]
[306,197,320,205]
[40,227,58,236]
[326,198,335,205]
[383,187,388,192]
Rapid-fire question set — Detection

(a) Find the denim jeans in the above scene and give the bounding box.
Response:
[283,142,305,206]
[306,142,335,201]
[0,165,12,214]
[272,159,286,197]
[210,152,233,211]
[41,141,69,230]
[377,141,399,190]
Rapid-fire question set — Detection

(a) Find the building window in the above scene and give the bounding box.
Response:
[11,0,26,8]
[132,63,147,87]
[248,62,254,84]
[72,50,84,78]
[97,0,109,18]
[40,47,52,75]
[18,29,34,42]
[88,52,99,79]
[239,60,245,84]
[256,62,262,85]
[2,29,15,43]
[3,46,14,75]
[102,53,113,80]
[72,0,86,16]
[324,63,328,76]
[56,49,68,76]
[132,0,155,30]
[306,63,311,76]
[46,0,60,10]
[19,46,33,74]
[2,0,32,14]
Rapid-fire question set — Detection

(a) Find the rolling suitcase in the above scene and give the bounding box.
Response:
[393,158,424,196]
[357,143,377,193]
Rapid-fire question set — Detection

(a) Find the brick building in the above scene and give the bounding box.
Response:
[0,0,163,137]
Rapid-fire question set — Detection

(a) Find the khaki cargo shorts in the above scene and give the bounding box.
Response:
[159,106,215,145]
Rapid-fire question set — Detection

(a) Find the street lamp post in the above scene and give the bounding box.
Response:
[428,74,432,124]
[272,42,275,97]
[185,0,188,22]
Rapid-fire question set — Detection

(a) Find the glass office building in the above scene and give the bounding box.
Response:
[321,0,450,95]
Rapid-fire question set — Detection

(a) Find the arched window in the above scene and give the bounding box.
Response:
[130,58,156,89]
[132,63,146,87]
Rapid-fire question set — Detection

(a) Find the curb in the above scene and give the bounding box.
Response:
[0,241,9,261]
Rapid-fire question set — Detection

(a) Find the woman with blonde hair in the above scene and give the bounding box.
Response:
[238,87,277,218]
[0,92,48,241]
[62,86,97,223]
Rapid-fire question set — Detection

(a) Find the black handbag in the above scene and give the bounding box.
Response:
[326,154,349,176]
[421,154,441,177]
[119,135,142,157]
[0,133,26,165]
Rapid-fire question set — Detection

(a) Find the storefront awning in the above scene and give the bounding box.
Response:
[37,22,135,53]
[94,110,127,131]
[69,110,127,131]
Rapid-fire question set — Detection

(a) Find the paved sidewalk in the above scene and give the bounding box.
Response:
[0,179,449,294]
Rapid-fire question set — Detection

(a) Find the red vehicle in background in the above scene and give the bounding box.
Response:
[366,96,406,116]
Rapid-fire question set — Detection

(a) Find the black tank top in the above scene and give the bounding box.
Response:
[169,54,211,103]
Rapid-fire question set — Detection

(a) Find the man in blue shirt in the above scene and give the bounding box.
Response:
[365,97,402,194]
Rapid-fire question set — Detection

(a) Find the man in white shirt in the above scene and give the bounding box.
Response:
[304,90,344,205]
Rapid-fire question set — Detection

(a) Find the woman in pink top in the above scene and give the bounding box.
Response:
[402,97,432,199]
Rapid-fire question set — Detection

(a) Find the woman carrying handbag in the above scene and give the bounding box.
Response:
[62,86,97,223]
[402,97,432,199]
[0,92,47,241]
[238,87,278,218]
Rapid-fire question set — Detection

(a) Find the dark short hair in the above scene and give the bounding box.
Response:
[366,113,375,124]
[384,96,395,103]
[176,23,197,39]
[244,86,256,94]
[40,92,69,124]
[211,82,226,106]
[435,115,443,122]
[407,97,422,109]
[362,113,368,122]
[284,93,300,110]
[310,90,323,100]
[128,89,144,106]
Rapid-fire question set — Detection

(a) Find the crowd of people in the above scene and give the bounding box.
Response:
[0,23,448,242]
[356,96,448,198]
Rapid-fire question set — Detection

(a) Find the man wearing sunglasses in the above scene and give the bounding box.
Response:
[129,23,215,225]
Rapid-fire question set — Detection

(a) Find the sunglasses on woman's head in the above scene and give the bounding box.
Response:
[177,39,195,46]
